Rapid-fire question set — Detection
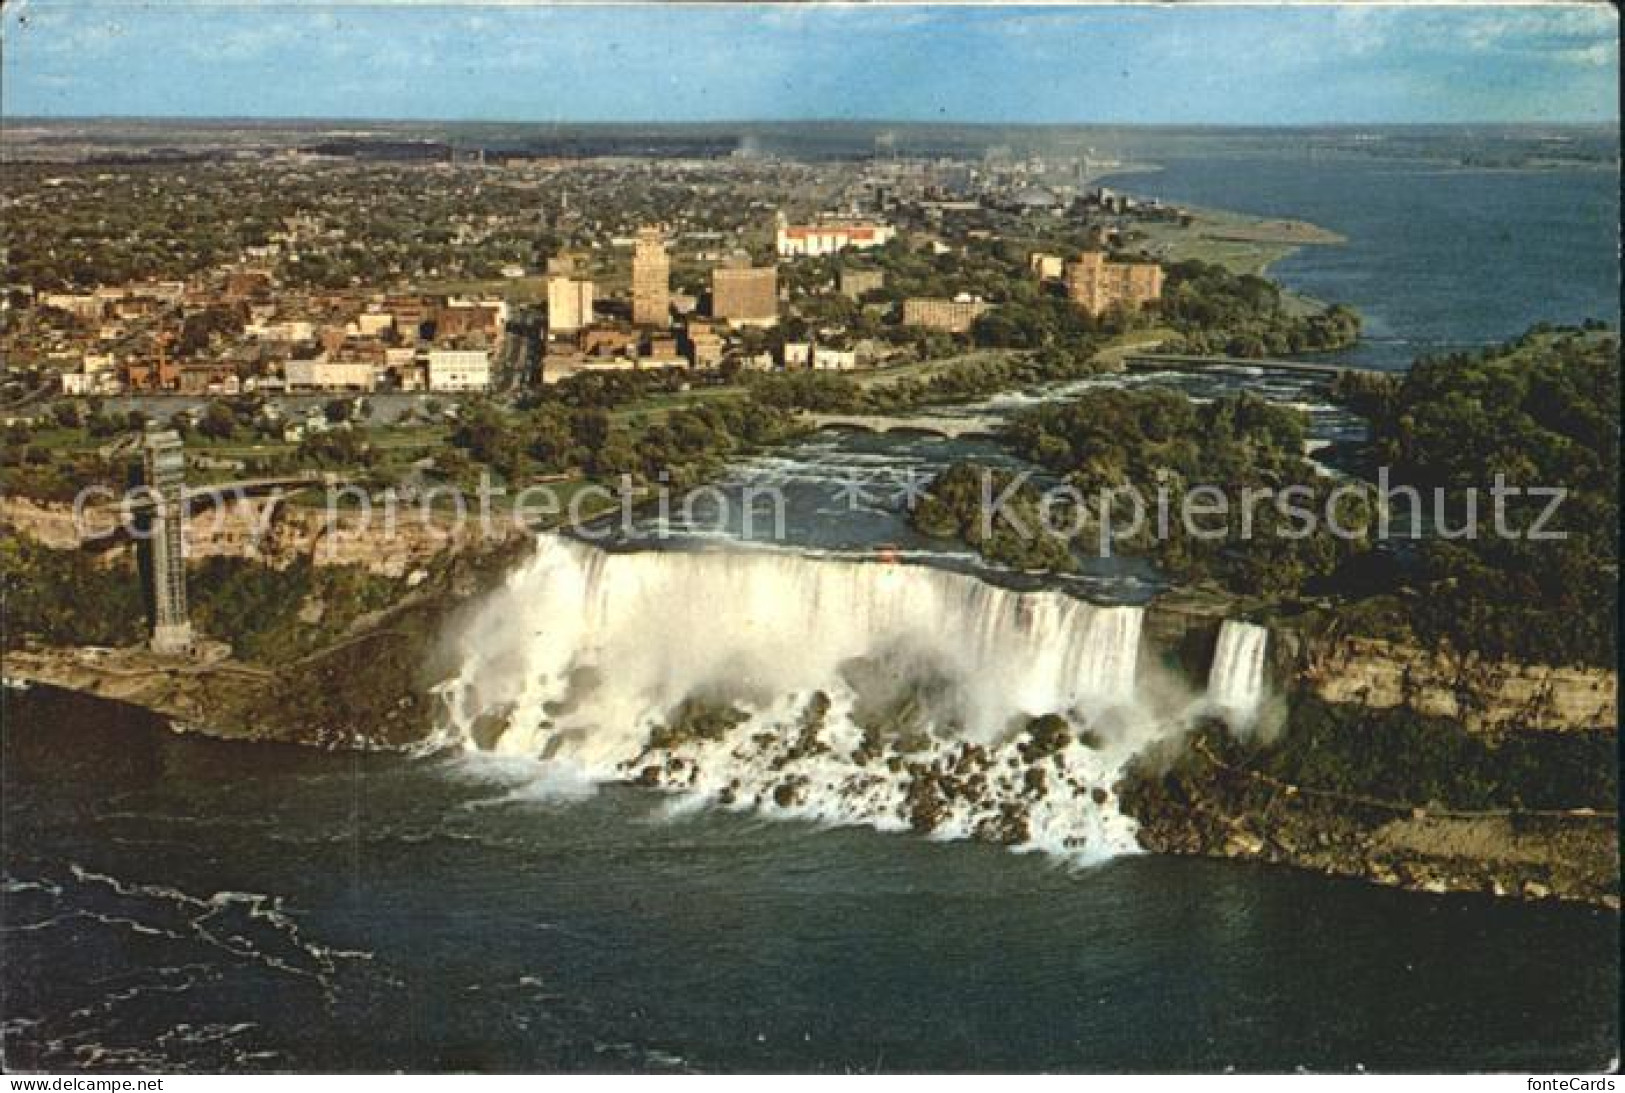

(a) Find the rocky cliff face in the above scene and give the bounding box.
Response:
[185,496,518,578]
[0,497,85,550]
[1298,635,1615,734]
[3,494,519,580]
[1143,590,1616,734]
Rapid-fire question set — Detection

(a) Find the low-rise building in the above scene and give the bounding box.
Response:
[1029,252,1065,280]
[178,363,241,396]
[437,299,507,340]
[901,295,990,334]
[838,269,885,300]
[580,327,637,358]
[60,371,98,396]
[247,318,318,344]
[426,348,492,392]
[356,312,395,338]
[284,357,378,392]
[41,293,104,321]
[225,270,274,300]
[783,342,859,371]
[121,358,181,392]
[683,320,726,370]
[541,353,639,384]
[776,219,895,258]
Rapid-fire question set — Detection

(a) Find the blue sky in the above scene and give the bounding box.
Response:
[2,3,1618,124]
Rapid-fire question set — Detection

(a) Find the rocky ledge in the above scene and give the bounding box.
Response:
[1117,730,1619,908]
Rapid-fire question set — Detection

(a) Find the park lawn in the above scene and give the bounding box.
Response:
[1089,327,1178,369]
[852,348,1024,390]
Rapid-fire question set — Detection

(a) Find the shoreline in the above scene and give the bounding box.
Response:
[1,193,1606,910]
[5,666,1616,911]
[5,518,1616,909]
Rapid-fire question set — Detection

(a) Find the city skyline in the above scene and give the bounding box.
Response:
[1,3,1618,125]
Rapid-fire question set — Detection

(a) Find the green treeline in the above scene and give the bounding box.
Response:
[1159,260,1361,358]
[910,325,1617,669]
[1163,699,1617,812]
[0,538,148,647]
[188,558,404,662]
[0,537,405,660]
[910,464,1078,573]
[913,388,1371,599]
[1328,325,1618,666]
[450,392,801,489]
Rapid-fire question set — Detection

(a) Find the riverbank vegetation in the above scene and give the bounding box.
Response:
[1118,704,1619,905]
[0,535,405,662]
[1329,325,1618,666]
[909,463,1078,573]
[0,538,148,646]
[913,324,1616,669]
[1157,260,1361,358]
[449,391,802,489]
[188,558,405,662]
[1129,699,1616,815]
[913,388,1372,599]
[745,341,1107,415]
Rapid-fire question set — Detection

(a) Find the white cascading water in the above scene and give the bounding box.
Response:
[1206,619,1269,726]
[438,534,1169,861]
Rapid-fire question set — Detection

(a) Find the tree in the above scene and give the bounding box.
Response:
[197,401,237,441]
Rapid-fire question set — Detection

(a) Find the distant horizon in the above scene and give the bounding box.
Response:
[5,116,1620,132]
[2,4,1617,125]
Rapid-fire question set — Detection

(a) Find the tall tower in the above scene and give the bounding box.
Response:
[631,226,670,327]
[141,428,192,656]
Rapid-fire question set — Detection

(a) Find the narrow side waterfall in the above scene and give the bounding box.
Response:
[437,535,1175,861]
[1206,620,1269,725]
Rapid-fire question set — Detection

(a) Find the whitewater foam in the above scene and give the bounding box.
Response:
[1206,619,1269,728]
[439,535,1187,861]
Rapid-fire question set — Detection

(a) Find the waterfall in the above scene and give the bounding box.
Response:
[1206,620,1269,725]
[437,535,1166,861]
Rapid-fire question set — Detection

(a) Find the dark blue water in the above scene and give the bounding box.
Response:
[1111,154,1620,369]
[3,689,1618,1073]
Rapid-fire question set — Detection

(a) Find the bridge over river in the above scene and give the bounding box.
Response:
[1123,352,1385,378]
[803,412,1002,440]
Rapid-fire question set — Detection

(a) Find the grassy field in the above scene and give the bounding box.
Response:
[1135,205,1345,278]
[849,349,1024,389]
[1089,327,1178,369]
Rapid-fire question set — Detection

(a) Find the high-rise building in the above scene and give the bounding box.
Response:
[141,428,192,657]
[1064,251,1165,316]
[631,226,670,326]
[711,265,778,327]
[547,276,595,334]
